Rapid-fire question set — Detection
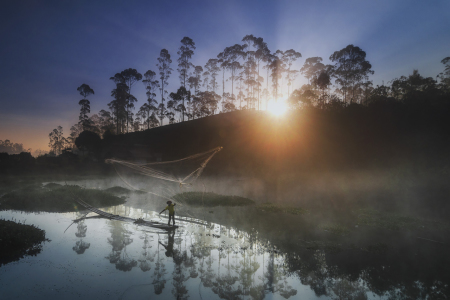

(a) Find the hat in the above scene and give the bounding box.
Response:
[166,200,172,204]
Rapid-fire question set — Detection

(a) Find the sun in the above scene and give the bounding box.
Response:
[266,96,288,116]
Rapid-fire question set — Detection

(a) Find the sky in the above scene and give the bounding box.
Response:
[1,0,449,152]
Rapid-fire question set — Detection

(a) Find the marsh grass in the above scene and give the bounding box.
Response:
[173,192,254,207]
[0,185,125,212]
[321,223,350,236]
[356,208,450,231]
[104,186,146,195]
[300,240,342,253]
[44,182,62,189]
[255,203,308,215]
[365,242,389,254]
[0,218,47,266]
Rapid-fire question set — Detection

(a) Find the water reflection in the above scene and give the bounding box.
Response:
[72,213,90,254]
[1,206,449,299]
[106,220,137,272]
[96,207,302,299]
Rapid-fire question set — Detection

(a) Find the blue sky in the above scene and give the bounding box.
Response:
[1,0,449,151]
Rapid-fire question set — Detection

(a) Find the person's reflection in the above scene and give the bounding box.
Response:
[159,231,175,257]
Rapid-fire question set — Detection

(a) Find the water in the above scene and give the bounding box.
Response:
[0,206,379,300]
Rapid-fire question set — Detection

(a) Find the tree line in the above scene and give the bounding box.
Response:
[45,34,449,154]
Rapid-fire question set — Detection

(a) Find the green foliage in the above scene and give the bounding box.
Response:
[0,185,125,212]
[173,192,254,207]
[0,219,47,266]
[255,202,308,215]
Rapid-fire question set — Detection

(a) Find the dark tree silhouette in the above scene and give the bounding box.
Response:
[281,49,302,98]
[300,57,325,84]
[48,126,66,155]
[75,130,101,157]
[218,44,246,100]
[177,37,196,121]
[329,45,374,103]
[157,49,173,125]
[77,84,94,131]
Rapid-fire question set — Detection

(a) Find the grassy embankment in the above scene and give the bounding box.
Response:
[0,219,48,266]
[0,183,126,212]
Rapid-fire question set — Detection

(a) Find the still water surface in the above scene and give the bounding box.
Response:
[0,205,382,300]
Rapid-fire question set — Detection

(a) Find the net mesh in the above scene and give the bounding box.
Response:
[105,147,222,201]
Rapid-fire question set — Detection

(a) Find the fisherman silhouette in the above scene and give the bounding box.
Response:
[159,200,176,226]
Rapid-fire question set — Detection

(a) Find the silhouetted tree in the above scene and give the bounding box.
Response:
[438,57,450,91]
[108,82,129,134]
[269,54,285,100]
[390,69,438,103]
[218,44,246,100]
[300,57,325,84]
[157,49,173,125]
[111,69,142,133]
[48,126,66,155]
[281,49,302,98]
[329,45,374,103]
[75,130,102,157]
[205,59,220,94]
[177,37,196,121]
[77,84,94,131]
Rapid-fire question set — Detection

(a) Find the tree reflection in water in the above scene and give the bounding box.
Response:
[89,207,450,299]
[138,232,154,272]
[105,220,137,272]
[72,214,90,254]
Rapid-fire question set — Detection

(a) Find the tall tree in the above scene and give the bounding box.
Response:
[329,45,374,103]
[218,44,245,100]
[390,69,438,101]
[177,37,196,121]
[48,126,66,155]
[77,84,94,131]
[300,57,325,84]
[269,54,286,101]
[110,69,142,132]
[253,37,270,109]
[143,70,160,107]
[438,56,450,91]
[108,83,129,134]
[142,70,160,125]
[204,59,220,93]
[157,49,173,125]
[281,49,302,98]
[177,37,196,88]
[313,71,331,107]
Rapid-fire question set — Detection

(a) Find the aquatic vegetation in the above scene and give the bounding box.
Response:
[321,223,349,236]
[173,192,254,207]
[0,185,125,212]
[104,186,146,195]
[365,242,389,254]
[0,219,48,266]
[43,182,62,189]
[299,240,343,253]
[255,202,308,215]
[355,208,450,231]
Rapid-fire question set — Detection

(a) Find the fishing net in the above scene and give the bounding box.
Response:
[105,147,222,202]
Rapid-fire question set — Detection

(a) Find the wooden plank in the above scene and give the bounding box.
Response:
[75,199,178,230]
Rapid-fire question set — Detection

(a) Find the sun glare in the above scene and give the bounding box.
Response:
[267,97,288,116]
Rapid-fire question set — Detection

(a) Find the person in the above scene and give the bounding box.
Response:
[160,200,176,226]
